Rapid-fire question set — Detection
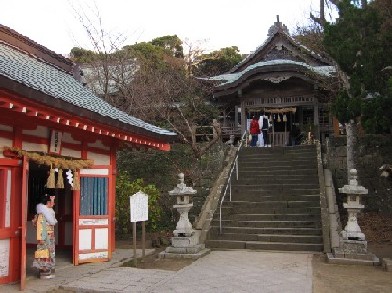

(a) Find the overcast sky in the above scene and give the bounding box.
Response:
[0,0,335,55]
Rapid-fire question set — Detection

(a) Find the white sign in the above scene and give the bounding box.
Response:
[130,191,148,222]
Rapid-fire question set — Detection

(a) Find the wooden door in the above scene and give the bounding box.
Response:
[0,166,12,284]
[73,167,112,265]
[0,160,22,286]
[20,156,29,290]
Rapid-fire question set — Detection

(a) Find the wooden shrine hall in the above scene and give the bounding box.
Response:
[0,24,176,289]
[209,18,338,146]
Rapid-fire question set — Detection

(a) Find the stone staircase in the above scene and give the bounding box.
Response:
[206,145,323,252]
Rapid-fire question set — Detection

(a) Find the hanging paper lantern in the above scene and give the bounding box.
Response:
[283,114,287,122]
[277,114,281,122]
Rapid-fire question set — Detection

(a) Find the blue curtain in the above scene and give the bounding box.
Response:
[80,177,108,215]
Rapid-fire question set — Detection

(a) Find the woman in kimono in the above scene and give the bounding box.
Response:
[32,194,57,279]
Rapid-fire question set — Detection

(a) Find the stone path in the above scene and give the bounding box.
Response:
[2,250,313,293]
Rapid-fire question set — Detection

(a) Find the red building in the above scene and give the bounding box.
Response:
[0,25,176,288]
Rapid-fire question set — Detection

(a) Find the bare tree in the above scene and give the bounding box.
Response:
[123,56,221,158]
[69,0,131,102]
[70,3,221,159]
[183,38,208,76]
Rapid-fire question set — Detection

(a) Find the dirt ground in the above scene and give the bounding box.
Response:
[117,241,392,293]
[121,247,195,271]
[311,212,392,292]
[312,243,392,293]
[104,212,392,291]
[116,239,196,271]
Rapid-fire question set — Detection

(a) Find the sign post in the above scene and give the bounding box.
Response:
[129,191,148,266]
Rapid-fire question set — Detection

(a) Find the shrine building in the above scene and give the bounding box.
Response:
[209,18,339,145]
[0,25,176,288]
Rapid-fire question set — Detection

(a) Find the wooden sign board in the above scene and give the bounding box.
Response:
[49,130,63,155]
[130,191,148,223]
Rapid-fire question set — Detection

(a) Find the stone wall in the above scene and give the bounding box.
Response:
[325,135,392,214]
[189,142,229,223]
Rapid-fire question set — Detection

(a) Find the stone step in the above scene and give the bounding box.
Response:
[231,181,320,190]
[236,169,318,176]
[212,219,321,228]
[209,226,322,236]
[234,177,318,185]
[238,159,317,171]
[238,152,317,163]
[208,232,323,244]
[205,240,323,252]
[223,200,320,209]
[206,144,323,253]
[218,206,321,215]
[220,213,321,221]
[229,194,320,202]
[238,152,317,158]
[239,145,316,154]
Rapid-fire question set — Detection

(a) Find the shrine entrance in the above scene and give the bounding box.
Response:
[26,162,73,278]
[246,106,310,147]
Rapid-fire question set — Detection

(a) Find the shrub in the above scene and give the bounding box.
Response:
[116,172,162,235]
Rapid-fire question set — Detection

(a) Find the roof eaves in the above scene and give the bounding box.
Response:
[210,59,336,87]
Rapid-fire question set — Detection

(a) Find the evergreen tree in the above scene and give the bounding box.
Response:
[324,0,392,133]
[193,46,243,77]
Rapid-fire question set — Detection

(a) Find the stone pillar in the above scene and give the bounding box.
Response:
[159,173,210,259]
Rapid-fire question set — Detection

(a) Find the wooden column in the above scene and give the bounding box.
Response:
[299,107,303,130]
[240,101,246,136]
[314,102,320,140]
[234,105,239,132]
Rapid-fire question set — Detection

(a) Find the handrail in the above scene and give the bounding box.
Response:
[219,130,247,234]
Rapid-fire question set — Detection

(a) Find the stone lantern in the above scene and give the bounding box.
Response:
[159,173,210,259]
[338,169,367,240]
[327,169,379,265]
[169,173,197,237]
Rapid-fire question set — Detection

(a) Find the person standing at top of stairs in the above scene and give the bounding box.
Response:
[261,114,271,147]
[258,115,264,147]
[249,116,260,147]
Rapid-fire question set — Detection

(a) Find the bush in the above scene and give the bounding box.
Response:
[116,173,162,235]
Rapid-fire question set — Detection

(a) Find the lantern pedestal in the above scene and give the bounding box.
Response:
[327,169,379,265]
[159,173,210,260]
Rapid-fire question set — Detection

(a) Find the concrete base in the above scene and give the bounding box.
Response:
[382,258,392,272]
[159,231,211,260]
[339,239,368,254]
[159,248,211,260]
[326,252,380,266]
[326,239,380,266]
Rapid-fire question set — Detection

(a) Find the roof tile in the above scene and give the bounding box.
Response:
[0,42,176,137]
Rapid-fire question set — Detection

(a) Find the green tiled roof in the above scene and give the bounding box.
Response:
[0,42,176,137]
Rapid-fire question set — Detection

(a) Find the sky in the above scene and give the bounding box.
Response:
[0,0,335,56]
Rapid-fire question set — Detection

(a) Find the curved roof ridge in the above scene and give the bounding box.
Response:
[229,21,331,73]
[208,59,336,86]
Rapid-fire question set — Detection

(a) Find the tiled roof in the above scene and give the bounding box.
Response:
[229,21,331,73]
[0,42,176,138]
[205,59,336,86]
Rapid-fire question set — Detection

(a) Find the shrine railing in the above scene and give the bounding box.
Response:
[269,132,290,147]
[219,130,247,234]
